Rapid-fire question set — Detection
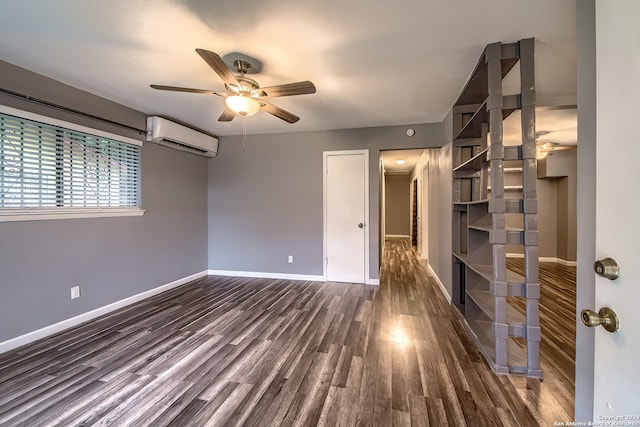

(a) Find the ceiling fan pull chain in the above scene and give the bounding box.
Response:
[242,116,247,151]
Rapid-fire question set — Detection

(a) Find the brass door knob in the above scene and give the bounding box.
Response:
[594,258,619,280]
[581,307,620,333]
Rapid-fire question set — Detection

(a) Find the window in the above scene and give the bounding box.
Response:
[0,106,143,221]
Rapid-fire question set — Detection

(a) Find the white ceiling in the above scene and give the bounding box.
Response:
[0,0,576,137]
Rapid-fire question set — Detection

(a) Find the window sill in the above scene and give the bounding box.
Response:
[0,208,146,222]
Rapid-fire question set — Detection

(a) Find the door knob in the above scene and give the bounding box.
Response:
[594,257,619,280]
[581,307,620,333]
[357,223,364,228]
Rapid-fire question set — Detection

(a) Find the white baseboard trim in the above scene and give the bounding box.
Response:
[426,262,452,303]
[506,253,577,266]
[208,269,325,282]
[0,271,208,355]
[385,234,410,239]
[553,258,577,266]
[208,269,379,286]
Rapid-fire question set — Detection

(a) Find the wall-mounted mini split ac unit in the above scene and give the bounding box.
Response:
[146,116,218,157]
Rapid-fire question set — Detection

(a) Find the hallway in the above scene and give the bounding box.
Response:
[379,238,546,425]
[0,239,570,426]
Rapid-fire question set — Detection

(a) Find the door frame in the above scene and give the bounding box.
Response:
[421,162,429,260]
[322,149,370,284]
[411,178,418,246]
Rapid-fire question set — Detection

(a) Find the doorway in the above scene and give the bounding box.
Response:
[380,149,429,259]
[411,179,418,247]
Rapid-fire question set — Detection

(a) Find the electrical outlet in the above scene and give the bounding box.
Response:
[288,255,293,264]
[70,286,81,299]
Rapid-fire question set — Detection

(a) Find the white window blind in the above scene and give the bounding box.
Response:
[0,109,141,211]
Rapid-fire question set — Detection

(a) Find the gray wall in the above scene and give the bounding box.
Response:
[425,111,453,297]
[0,63,208,343]
[576,0,596,420]
[207,124,444,280]
[384,174,411,236]
[539,150,578,263]
[557,177,575,260]
[406,146,452,300]
[536,178,559,258]
[553,150,578,261]
[0,60,144,137]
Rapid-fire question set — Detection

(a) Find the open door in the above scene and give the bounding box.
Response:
[585,0,640,417]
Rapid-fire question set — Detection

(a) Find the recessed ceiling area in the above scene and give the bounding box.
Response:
[0,0,576,137]
[382,149,426,174]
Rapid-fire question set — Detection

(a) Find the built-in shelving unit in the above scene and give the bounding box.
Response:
[451,38,541,377]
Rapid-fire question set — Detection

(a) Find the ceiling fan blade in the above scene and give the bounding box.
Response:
[218,107,236,122]
[260,101,300,123]
[196,48,238,87]
[150,84,216,95]
[259,81,316,98]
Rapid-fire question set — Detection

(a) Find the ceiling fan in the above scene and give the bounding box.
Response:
[535,131,576,159]
[150,49,316,124]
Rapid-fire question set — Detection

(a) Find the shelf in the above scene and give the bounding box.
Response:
[487,167,523,173]
[468,226,526,246]
[455,253,527,297]
[467,262,524,285]
[488,186,523,191]
[468,222,521,232]
[454,199,490,206]
[468,216,492,230]
[453,252,468,264]
[454,42,519,106]
[469,268,525,298]
[453,170,481,179]
[467,320,527,370]
[466,289,525,328]
[450,38,539,378]
[454,138,483,148]
[453,148,488,171]
[455,95,520,140]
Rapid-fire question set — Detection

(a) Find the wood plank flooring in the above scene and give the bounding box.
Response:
[0,239,571,426]
[506,258,576,424]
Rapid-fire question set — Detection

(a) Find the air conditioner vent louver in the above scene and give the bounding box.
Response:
[146,116,218,157]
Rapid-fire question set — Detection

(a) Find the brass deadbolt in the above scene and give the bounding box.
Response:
[594,258,619,280]
[581,307,620,333]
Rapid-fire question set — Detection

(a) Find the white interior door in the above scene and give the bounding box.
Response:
[592,0,640,417]
[324,150,369,283]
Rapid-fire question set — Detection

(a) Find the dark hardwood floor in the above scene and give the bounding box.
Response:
[0,239,573,426]
[506,258,576,423]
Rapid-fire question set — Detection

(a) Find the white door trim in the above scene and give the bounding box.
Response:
[421,161,429,260]
[323,149,370,284]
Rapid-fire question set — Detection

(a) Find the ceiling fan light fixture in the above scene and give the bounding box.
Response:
[225,95,261,116]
